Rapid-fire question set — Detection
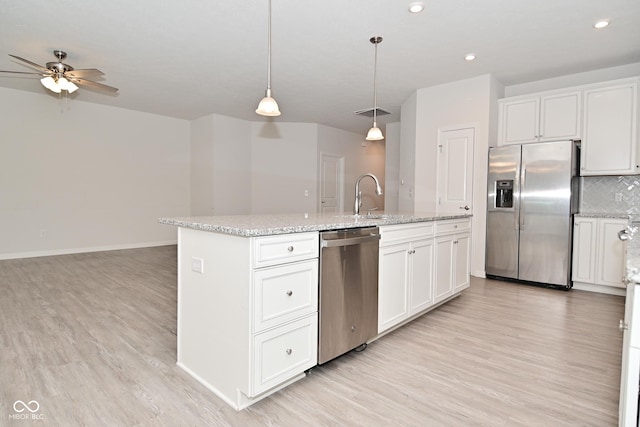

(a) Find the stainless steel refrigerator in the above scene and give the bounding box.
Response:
[485,140,579,289]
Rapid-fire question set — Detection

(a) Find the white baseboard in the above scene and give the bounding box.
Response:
[573,281,626,296]
[0,240,177,260]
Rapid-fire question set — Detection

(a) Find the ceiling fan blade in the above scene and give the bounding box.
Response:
[0,70,46,76]
[8,54,49,73]
[73,78,119,93]
[65,68,104,78]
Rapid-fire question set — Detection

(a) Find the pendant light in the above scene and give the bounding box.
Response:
[256,0,281,116]
[366,36,384,141]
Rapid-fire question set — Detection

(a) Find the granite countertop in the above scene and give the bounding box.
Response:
[628,220,640,284]
[159,212,472,237]
[575,212,631,219]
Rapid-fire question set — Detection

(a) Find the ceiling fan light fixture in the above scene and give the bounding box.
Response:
[256,0,281,117]
[66,80,79,94]
[40,76,61,93]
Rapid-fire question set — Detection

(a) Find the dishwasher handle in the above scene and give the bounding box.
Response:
[320,233,380,248]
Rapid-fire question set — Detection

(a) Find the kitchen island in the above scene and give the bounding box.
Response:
[160,212,471,410]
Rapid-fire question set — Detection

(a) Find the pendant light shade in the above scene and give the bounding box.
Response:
[256,0,281,116]
[366,36,384,141]
[366,125,384,141]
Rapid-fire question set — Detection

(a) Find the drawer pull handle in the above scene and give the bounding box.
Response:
[287,246,294,252]
[286,348,293,355]
[286,290,293,296]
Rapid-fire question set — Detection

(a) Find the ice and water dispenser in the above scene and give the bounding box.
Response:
[495,180,513,208]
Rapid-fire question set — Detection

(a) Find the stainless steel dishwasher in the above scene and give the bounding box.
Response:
[318,227,380,364]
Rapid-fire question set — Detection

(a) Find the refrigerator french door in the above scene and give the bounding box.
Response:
[486,140,578,288]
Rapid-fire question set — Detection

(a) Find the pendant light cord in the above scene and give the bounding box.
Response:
[267,0,272,93]
[373,41,377,125]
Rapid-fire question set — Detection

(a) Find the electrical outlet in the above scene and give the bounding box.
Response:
[304,189,309,197]
[191,257,204,274]
[39,229,47,238]
[615,193,623,202]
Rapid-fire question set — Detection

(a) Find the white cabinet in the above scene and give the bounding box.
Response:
[620,282,640,427]
[572,217,627,294]
[176,228,318,410]
[498,91,581,145]
[434,218,471,304]
[378,222,435,333]
[581,79,640,176]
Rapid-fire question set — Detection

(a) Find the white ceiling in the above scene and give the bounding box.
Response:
[1,0,639,135]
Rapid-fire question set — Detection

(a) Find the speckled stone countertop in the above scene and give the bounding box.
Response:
[159,212,471,237]
[627,219,640,284]
[575,212,631,219]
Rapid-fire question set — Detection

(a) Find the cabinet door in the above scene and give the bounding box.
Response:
[434,235,455,304]
[409,238,434,315]
[453,232,471,293]
[572,218,597,283]
[499,98,540,145]
[581,82,639,175]
[378,243,410,333]
[597,219,627,287]
[539,91,581,142]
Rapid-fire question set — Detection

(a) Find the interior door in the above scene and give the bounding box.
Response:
[319,153,344,213]
[436,127,475,213]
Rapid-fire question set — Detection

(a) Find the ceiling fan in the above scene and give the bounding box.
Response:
[0,50,118,94]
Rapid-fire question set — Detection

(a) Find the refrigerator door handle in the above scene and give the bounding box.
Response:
[520,168,526,229]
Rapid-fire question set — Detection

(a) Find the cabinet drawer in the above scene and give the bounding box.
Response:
[251,314,318,396]
[379,222,434,246]
[253,232,319,268]
[435,218,471,235]
[253,259,318,332]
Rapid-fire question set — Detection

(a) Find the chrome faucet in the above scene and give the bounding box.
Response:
[354,173,383,215]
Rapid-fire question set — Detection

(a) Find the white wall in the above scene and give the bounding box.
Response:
[383,122,400,212]
[318,124,386,213]
[251,122,319,214]
[0,87,190,259]
[397,74,502,277]
[505,62,640,97]
[191,114,251,215]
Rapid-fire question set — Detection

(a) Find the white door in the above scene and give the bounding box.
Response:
[319,153,344,213]
[437,127,475,213]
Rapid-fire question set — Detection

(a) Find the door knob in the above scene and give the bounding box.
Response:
[620,319,628,331]
[459,205,470,211]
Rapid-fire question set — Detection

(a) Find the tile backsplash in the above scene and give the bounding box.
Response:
[580,175,640,215]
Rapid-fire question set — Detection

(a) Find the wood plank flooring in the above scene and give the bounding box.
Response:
[0,246,624,426]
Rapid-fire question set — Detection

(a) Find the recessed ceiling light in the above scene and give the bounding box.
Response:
[408,2,424,13]
[465,53,476,61]
[593,19,610,29]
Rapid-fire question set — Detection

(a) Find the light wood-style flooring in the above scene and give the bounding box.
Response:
[0,246,624,426]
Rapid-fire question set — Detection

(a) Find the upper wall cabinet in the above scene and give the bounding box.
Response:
[581,79,639,176]
[498,91,581,145]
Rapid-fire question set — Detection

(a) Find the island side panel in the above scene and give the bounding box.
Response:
[177,227,252,407]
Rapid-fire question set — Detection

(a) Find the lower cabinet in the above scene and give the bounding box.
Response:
[572,217,627,294]
[434,219,471,304]
[176,228,319,410]
[620,282,640,426]
[378,223,435,333]
[378,218,471,334]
